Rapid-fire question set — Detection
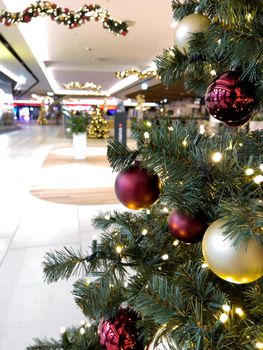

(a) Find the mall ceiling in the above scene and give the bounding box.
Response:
[0,0,175,100]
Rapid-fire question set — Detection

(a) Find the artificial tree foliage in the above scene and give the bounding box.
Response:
[28,1,263,349]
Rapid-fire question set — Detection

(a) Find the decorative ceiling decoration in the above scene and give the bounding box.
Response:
[115,68,158,80]
[63,81,102,92]
[0,2,129,35]
[31,93,54,104]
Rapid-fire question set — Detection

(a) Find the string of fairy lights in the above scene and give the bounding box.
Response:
[143,123,263,185]
[0,1,129,34]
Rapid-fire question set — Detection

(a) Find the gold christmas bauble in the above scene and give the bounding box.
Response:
[174,13,210,54]
[202,219,263,284]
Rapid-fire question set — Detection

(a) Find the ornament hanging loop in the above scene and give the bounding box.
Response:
[194,6,202,14]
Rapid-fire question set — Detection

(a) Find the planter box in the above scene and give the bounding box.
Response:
[249,121,263,131]
[73,132,87,160]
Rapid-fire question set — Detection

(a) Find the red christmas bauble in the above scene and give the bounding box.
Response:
[168,210,208,243]
[205,71,256,127]
[224,114,251,127]
[98,308,144,350]
[23,15,32,23]
[115,164,160,210]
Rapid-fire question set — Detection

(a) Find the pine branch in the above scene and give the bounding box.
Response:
[43,247,89,283]
[107,138,139,171]
[27,325,100,350]
[73,275,125,319]
[27,338,62,350]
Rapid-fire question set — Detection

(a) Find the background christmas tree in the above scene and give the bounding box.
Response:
[28,1,263,349]
[88,107,108,139]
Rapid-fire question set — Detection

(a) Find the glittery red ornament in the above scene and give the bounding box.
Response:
[168,210,208,243]
[205,71,256,127]
[98,308,144,350]
[115,164,160,210]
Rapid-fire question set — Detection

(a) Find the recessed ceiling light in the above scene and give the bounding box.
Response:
[18,75,26,85]
[85,46,92,51]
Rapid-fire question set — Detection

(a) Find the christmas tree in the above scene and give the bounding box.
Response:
[28,1,263,349]
[88,107,108,139]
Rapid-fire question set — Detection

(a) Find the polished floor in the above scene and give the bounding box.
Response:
[0,124,123,350]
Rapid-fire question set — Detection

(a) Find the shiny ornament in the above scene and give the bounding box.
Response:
[202,219,263,284]
[168,210,208,243]
[115,164,160,210]
[174,13,210,54]
[205,71,256,126]
[98,308,144,350]
[224,114,251,127]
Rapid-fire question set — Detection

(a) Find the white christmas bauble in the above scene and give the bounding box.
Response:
[174,13,210,54]
[202,219,263,284]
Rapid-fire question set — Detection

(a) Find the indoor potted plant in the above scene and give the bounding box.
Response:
[68,112,89,160]
[249,112,263,131]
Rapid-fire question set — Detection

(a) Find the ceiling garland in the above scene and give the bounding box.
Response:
[115,68,158,80]
[0,1,129,35]
[63,82,102,92]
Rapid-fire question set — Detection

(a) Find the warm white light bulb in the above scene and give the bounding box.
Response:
[146,209,151,215]
[235,307,244,317]
[182,139,188,147]
[201,263,208,269]
[146,121,152,127]
[253,175,263,184]
[163,207,169,213]
[259,164,263,172]
[60,327,66,334]
[115,246,123,254]
[210,70,217,76]
[173,240,179,247]
[256,342,263,349]
[142,229,148,236]
[219,313,229,323]
[80,328,85,335]
[212,152,222,163]
[245,168,254,176]
[144,131,150,139]
[104,214,111,220]
[162,254,169,261]
[222,304,231,312]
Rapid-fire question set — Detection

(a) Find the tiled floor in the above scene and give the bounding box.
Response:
[0,123,123,349]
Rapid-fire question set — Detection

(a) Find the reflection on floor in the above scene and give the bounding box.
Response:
[31,146,118,205]
[0,124,125,350]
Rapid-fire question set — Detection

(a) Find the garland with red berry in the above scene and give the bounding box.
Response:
[0,1,129,35]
